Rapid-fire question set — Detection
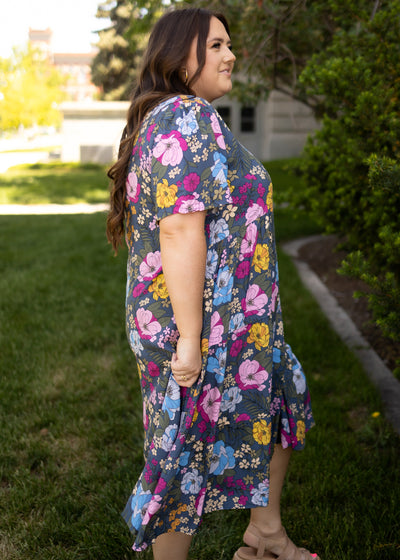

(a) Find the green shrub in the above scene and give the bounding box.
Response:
[294,0,400,342]
[339,155,400,341]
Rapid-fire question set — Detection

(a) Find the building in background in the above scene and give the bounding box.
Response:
[29,28,98,101]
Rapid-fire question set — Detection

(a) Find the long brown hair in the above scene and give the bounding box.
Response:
[106,7,230,253]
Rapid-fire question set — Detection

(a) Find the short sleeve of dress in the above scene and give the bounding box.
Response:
[151,97,233,221]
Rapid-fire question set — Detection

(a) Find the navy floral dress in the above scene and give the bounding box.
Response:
[122,95,315,551]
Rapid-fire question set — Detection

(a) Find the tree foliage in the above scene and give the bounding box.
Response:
[182,0,374,107]
[91,0,138,100]
[295,0,400,341]
[0,45,65,131]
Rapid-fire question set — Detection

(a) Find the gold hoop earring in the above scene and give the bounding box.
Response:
[184,68,189,85]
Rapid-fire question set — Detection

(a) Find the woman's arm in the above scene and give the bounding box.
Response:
[159,210,207,387]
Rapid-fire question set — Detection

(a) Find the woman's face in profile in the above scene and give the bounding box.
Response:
[186,16,236,103]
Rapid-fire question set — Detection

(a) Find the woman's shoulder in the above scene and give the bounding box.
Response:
[151,94,216,121]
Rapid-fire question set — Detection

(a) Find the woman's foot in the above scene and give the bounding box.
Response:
[233,522,320,560]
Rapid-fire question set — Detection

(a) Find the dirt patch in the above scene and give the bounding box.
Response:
[298,235,400,373]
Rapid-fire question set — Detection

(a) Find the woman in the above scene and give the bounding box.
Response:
[107,7,318,560]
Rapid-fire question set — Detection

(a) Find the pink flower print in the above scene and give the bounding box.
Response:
[132,282,147,297]
[198,420,207,433]
[153,130,187,166]
[236,359,269,391]
[135,308,162,340]
[230,339,243,357]
[183,172,200,192]
[240,223,258,259]
[146,123,156,141]
[174,193,205,214]
[198,383,221,424]
[268,282,279,315]
[142,494,162,526]
[245,201,266,225]
[235,261,250,279]
[139,251,162,281]
[126,170,140,202]
[257,196,269,214]
[236,413,251,422]
[242,284,268,317]
[147,361,160,377]
[211,113,226,149]
[209,311,224,346]
[257,183,265,196]
[195,487,206,516]
[154,476,167,494]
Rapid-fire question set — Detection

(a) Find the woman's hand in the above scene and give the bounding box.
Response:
[172,336,202,388]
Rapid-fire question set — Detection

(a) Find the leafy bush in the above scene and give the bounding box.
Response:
[295,0,400,342]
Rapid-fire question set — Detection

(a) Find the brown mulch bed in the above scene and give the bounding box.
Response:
[298,235,400,373]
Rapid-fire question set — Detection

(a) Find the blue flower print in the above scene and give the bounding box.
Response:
[129,482,152,530]
[293,366,306,394]
[178,451,190,467]
[129,329,144,356]
[211,151,228,187]
[286,344,306,394]
[206,347,227,382]
[161,423,178,452]
[250,480,270,506]
[214,266,233,306]
[176,108,199,135]
[162,377,181,420]
[229,312,246,333]
[273,347,281,363]
[209,440,235,475]
[209,218,229,246]
[206,248,219,279]
[220,386,243,413]
[181,469,203,495]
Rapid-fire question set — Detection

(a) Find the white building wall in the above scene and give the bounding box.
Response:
[214,90,318,161]
[60,101,128,163]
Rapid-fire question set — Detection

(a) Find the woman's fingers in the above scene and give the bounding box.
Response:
[171,338,202,387]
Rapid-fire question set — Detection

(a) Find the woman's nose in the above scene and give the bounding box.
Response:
[224,47,236,62]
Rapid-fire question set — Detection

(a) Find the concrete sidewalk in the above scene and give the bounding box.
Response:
[282,235,400,436]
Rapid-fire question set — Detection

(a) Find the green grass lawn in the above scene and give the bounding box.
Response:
[0,162,109,205]
[0,162,399,559]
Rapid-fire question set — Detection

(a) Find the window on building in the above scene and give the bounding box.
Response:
[216,106,231,129]
[240,106,256,132]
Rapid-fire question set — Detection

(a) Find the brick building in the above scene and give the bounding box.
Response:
[29,28,98,101]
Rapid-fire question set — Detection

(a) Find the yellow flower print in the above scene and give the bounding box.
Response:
[297,420,306,444]
[252,243,270,272]
[191,407,199,427]
[156,178,178,208]
[201,338,209,355]
[266,183,273,211]
[149,273,169,300]
[247,322,270,350]
[253,419,271,445]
